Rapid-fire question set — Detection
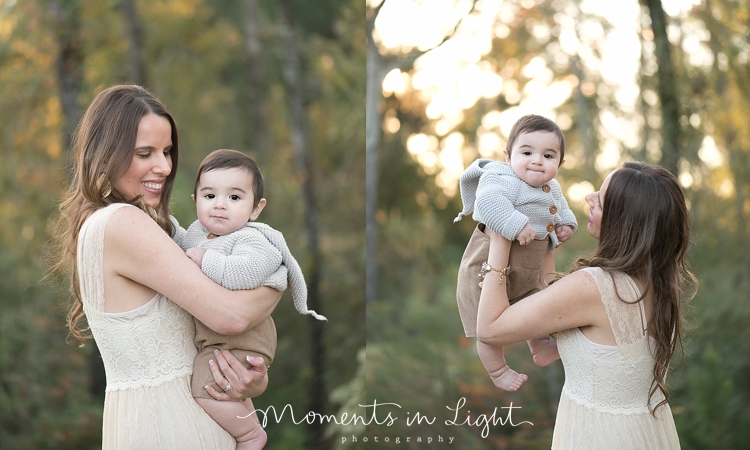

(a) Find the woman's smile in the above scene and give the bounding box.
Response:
[141,180,165,193]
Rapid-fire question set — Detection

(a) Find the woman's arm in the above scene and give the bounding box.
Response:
[476,229,604,347]
[106,206,282,335]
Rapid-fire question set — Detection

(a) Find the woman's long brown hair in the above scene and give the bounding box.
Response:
[49,84,179,345]
[572,161,696,414]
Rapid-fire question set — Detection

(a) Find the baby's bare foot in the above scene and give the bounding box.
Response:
[488,364,527,391]
[528,336,559,367]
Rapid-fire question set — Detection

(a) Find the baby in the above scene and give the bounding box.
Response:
[172,149,326,449]
[455,114,577,391]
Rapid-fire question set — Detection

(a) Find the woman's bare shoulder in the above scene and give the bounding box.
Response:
[554,269,599,295]
[576,267,600,283]
[104,205,175,259]
[540,269,603,314]
[106,204,159,233]
[107,202,146,220]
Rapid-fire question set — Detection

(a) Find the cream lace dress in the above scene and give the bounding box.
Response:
[551,267,681,449]
[78,204,235,449]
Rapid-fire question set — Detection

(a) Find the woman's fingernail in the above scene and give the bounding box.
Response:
[214,349,220,355]
[209,359,214,366]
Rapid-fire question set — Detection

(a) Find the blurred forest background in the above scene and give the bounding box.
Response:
[367,0,749,449]
[3,0,750,448]
[0,0,364,448]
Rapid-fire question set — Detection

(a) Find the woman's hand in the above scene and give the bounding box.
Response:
[205,349,268,402]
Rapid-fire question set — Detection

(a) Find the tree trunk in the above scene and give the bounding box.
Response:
[725,132,746,235]
[641,0,680,175]
[275,3,327,447]
[365,8,385,306]
[364,0,475,305]
[571,56,596,181]
[637,27,653,164]
[49,0,84,153]
[50,0,103,397]
[118,0,146,87]
[705,11,744,233]
[241,0,271,159]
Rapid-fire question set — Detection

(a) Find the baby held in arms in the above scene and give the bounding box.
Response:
[173,149,326,449]
[455,114,577,391]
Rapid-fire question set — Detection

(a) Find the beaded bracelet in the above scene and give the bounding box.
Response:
[478,262,511,288]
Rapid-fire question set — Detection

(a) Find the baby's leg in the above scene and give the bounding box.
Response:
[476,340,527,391]
[527,336,560,366]
[196,397,267,450]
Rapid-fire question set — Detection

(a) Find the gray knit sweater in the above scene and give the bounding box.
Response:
[454,159,577,250]
[172,219,326,321]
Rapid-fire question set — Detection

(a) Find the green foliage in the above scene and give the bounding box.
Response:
[326,348,366,448]
[367,1,750,448]
[367,285,559,449]
[0,0,363,448]
[0,299,103,449]
[670,236,750,449]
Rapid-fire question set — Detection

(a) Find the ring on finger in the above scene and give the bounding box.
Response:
[223,382,232,392]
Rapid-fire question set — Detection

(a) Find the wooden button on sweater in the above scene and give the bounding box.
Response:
[547,223,555,232]
[542,184,551,193]
[549,205,558,214]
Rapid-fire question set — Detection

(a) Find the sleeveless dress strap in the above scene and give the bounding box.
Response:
[582,267,647,356]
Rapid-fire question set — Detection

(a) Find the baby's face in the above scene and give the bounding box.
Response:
[505,130,563,187]
[193,168,264,236]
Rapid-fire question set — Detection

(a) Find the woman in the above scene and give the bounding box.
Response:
[51,84,283,448]
[476,162,694,449]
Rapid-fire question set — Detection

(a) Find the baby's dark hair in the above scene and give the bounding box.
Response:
[506,114,565,164]
[193,149,264,207]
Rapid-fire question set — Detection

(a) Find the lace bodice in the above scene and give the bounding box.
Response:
[77,204,197,391]
[557,267,664,415]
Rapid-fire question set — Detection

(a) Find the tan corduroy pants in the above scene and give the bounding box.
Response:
[456,223,549,337]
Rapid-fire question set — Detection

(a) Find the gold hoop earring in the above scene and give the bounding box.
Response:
[96,174,112,198]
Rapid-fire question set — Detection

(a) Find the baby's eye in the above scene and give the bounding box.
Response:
[522,151,532,156]
[204,194,215,199]
[544,154,554,159]
[229,195,241,201]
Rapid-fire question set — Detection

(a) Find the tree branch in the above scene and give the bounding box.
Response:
[373,0,479,73]
[366,0,386,38]
[365,0,478,305]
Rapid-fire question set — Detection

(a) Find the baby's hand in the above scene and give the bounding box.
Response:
[186,247,207,267]
[516,223,536,245]
[555,225,574,243]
